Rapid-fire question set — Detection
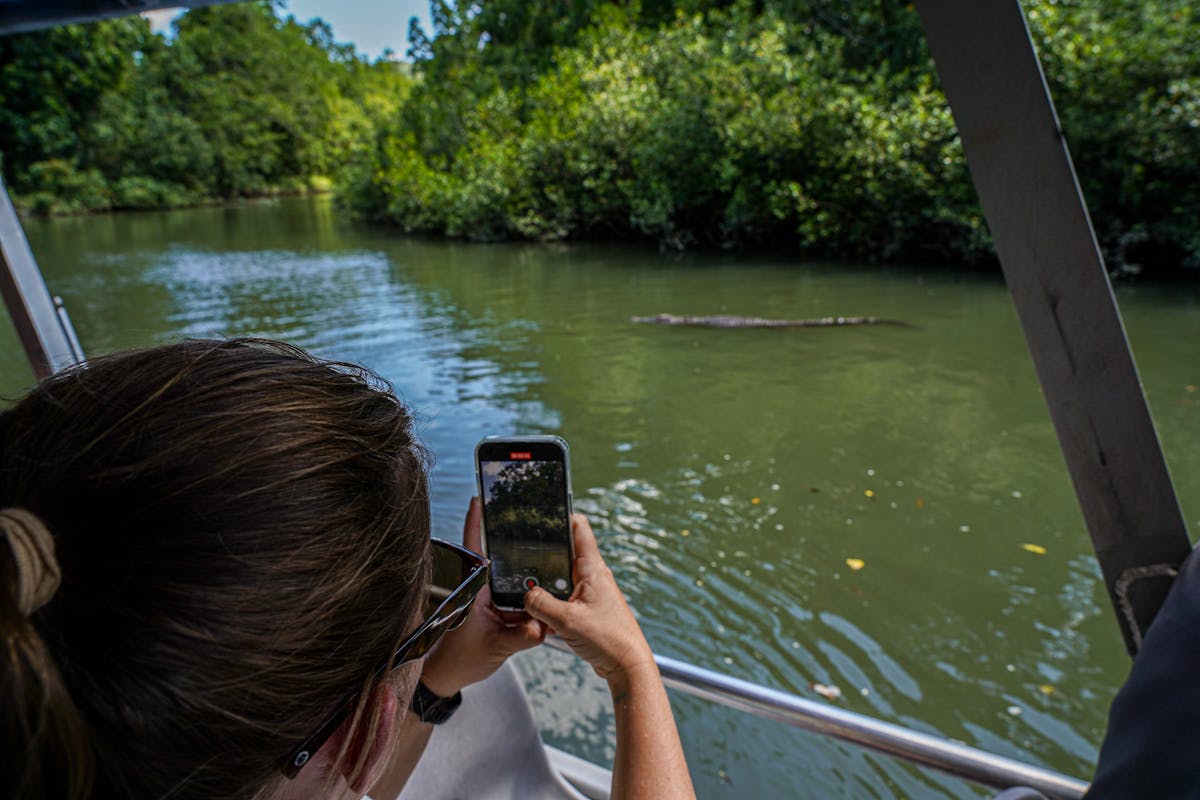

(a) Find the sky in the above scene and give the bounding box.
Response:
[145,1,433,60]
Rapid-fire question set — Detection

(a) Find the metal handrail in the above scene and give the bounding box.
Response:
[543,636,1089,799]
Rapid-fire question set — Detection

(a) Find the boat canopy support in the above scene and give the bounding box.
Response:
[0,174,84,379]
[0,1,239,36]
[914,0,1193,655]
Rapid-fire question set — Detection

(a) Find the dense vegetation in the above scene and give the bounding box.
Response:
[0,1,408,213]
[343,0,1199,273]
[0,1,1196,273]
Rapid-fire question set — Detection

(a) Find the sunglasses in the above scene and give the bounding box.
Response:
[281,538,490,778]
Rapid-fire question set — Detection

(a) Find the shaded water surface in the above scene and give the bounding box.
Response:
[4,198,1200,798]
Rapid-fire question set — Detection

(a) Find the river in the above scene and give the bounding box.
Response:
[4,197,1199,798]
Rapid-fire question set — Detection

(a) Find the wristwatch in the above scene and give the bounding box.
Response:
[409,681,463,724]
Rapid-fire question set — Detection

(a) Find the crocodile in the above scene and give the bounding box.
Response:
[630,313,907,328]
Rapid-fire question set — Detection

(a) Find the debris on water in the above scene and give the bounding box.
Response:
[751,497,761,505]
[960,524,971,533]
[717,769,732,785]
[1007,705,1023,716]
[1039,684,1056,695]
[1006,664,1016,672]
[812,683,842,700]
[846,518,854,525]
[791,641,800,649]
[861,687,870,697]
[723,656,733,665]
[681,528,690,537]
[867,468,875,476]
[864,489,875,499]
[846,558,865,571]
[890,502,898,509]
[723,453,731,461]
[1188,385,1197,393]
[1012,490,1023,499]
[916,498,926,508]
[771,483,781,491]
[695,579,704,587]
[896,480,905,487]
[810,487,821,493]
[1021,543,1048,555]
[775,523,784,530]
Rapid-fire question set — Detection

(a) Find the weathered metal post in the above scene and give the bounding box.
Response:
[914,0,1193,654]
[0,173,83,379]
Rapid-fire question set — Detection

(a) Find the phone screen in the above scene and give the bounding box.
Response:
[477,438,573,608]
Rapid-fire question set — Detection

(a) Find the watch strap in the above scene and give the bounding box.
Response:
[410,680,463,725]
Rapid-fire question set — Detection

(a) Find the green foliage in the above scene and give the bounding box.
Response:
[1026,0,1200,269]
[347,0,1198,272]
[0,2,411,214]
[349,2,988,262]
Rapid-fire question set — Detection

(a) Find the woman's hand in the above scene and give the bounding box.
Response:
[419,497,547,697]
[523,513,655,690]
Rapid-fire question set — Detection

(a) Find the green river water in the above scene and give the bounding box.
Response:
[3,197,1199,798]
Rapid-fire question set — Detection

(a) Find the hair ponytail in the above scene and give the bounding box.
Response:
[1,511,93,800]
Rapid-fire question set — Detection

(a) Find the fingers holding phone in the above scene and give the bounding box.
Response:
[524,514,655,687]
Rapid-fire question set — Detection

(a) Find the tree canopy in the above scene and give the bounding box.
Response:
[343,0,1199,274]
[0,0,1195,274]
[0,0,410,213]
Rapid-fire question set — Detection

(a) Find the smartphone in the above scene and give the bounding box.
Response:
[475,435,574,611]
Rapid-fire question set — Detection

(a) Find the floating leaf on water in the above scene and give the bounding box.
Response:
[1039,684,1056,695]
[846,558,866,571]
[751,497,761,505]
[812,683,842,700]
[810,487,821,493]
[1021,543,1048,555]
[916,498,926,508]
[864,489,875,499]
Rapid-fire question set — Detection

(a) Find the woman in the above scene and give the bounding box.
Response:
[0,339,694,800]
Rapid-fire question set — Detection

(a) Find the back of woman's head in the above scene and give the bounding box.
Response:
[0,339,431,799]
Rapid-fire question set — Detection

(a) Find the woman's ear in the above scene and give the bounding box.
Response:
[321,683,401,795]
[278,685,400,800]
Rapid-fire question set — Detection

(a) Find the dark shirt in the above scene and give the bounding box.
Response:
[1088,547,1200,798]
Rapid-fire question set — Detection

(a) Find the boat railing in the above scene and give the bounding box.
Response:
[543,636,1089,799]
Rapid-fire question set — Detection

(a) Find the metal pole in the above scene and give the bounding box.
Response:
[914,0,1193,655]
[0,173,81,379]
[544,637,1088,798]
[0,0,241,36]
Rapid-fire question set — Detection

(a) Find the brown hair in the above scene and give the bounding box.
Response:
[0,339,431,799]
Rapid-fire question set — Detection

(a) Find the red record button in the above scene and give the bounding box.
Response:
[524,577,539,590]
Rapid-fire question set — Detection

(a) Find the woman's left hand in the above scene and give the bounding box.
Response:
[418,497,547,697]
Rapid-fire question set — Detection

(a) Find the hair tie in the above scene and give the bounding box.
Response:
[0,508,62,615]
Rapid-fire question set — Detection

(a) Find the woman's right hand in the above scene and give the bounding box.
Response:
[523,513,655,689]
